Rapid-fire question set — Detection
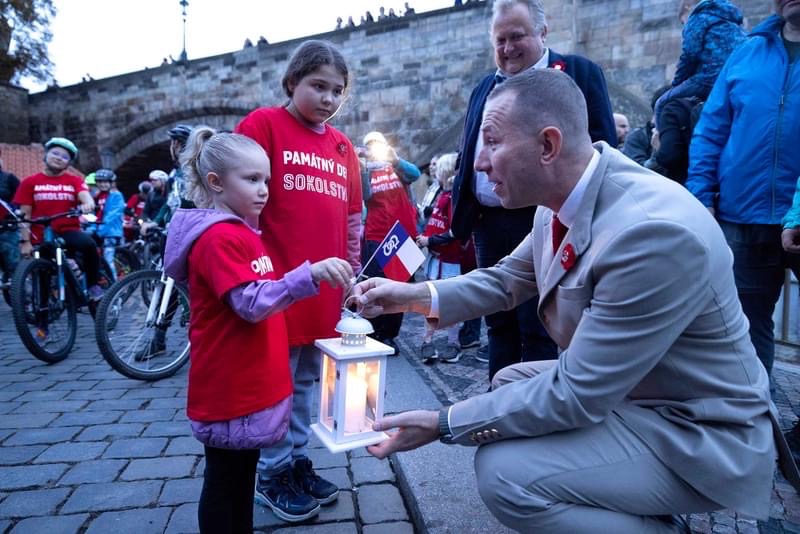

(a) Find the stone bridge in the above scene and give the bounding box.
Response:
[13,0,773,192]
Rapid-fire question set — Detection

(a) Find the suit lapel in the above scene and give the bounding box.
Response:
[537,143,611,310]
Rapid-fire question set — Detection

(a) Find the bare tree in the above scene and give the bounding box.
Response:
[0,0,57,84]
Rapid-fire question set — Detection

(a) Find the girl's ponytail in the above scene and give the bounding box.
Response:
[180,126,216,208]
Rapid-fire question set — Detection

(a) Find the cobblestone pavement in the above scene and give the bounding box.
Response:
[0,305,413,534]
[4,299,800,534]
[397,313,800,534]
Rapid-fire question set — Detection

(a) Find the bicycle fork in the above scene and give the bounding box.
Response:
[145,273,174,328]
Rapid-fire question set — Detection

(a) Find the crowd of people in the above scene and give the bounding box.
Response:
[2,0,800,532]
[0,125,195,304]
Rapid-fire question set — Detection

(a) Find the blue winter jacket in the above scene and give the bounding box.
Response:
[97,190,125,238]
[673,0,746,90]
[686,15,800,225]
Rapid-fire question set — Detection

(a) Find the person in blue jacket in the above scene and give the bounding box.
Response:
[450,0,616,380]
[654,0,746,129]
[93,169,125,279]
[686,1,800,378]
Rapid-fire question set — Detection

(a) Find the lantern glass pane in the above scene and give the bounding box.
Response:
[343,360,381,435]
[320,354,336,431]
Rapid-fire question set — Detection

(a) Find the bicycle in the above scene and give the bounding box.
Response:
[124,222,165,271]
[10,210,116,363]
[94,266,190,381]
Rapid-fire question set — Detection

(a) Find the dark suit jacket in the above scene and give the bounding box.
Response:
[450,51,617,239]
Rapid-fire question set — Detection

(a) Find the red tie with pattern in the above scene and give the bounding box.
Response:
[552,214,568,251]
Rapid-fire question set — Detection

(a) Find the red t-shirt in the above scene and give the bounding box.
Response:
[423,190,462,263]
[365,164,417,242]
[13,172,87,242]
[126,195,146,218]
[95,191,109,223]
[235,107,362,346]
[187,222,292,421]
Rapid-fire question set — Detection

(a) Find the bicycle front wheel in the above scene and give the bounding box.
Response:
[95,269,190,381]
[10,258,77,363]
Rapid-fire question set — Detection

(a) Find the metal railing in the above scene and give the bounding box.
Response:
[776,270,800,348]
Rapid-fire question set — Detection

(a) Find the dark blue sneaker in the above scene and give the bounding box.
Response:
[255,464,320,522]
[293,457,339,505]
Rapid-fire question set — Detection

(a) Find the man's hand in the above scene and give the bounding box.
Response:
[415,235,429,248]
[353,278,432,317]
[79,201,95,214]
[783,228,800,254]
[366,410,439,459]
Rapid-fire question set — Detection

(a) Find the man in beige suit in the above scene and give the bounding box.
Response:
[354,69,779,532]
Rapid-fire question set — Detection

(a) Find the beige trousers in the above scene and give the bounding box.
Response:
[474,360,721,533]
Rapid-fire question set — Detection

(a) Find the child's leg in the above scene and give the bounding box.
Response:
[232,449,260,533]
[198,446,237,533]
[103,237,119,279]
[654,78,705,130]
[446,324,460,346]
[200,446,260,533]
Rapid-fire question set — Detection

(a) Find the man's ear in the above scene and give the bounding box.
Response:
[206,171,223,193]
[539,126,563,165]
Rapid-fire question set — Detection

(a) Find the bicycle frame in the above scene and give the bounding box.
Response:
[144,271,175,328]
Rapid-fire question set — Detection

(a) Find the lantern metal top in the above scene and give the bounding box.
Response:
[335,310,374,336]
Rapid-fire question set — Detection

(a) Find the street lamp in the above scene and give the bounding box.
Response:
[179,0,189,62]
[311,312,393,453]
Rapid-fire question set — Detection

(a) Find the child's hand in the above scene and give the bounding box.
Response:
[311,258,353,289]
[415,236,429,248]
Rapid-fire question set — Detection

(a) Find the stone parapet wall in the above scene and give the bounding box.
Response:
[23,1,776,173]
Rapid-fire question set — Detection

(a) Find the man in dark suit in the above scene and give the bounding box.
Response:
[450,0,617,380]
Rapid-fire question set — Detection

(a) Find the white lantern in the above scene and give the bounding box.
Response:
[311,312,394,453]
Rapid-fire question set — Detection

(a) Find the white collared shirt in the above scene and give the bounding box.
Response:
[473,49,551,207]
[556,149,600,229]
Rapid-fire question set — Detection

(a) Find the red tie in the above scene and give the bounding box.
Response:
[552,214,568,251]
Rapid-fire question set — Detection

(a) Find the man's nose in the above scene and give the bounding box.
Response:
[475,147,490,173]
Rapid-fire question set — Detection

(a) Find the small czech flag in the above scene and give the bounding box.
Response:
[375,222,426,282]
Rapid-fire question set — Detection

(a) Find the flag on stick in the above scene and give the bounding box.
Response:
[373,221,425,281]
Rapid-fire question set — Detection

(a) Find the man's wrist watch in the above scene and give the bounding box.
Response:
[438,407,453,444]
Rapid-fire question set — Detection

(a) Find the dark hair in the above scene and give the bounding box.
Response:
[281,40,350,98]
[651,85,671,112]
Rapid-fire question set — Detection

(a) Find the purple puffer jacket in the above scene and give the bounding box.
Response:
[190,396,292,450]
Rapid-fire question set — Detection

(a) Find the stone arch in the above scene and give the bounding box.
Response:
[108,103,257,194]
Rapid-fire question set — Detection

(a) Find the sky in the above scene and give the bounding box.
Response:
[19,0,453,92]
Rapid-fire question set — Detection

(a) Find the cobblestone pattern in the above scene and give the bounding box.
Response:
[396,311,800,534]
[0,306,412,533]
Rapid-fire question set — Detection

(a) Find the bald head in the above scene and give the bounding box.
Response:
[488,68,592,157]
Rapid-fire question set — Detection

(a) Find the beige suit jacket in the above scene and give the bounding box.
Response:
[434,144,775,518]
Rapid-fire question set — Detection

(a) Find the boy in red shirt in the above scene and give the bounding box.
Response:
[14,138,103,300]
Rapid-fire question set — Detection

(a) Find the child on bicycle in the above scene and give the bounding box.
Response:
[93,169,124,279]
[163,126,352,534]
[13,137,104,300]
[235,39,362,523]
